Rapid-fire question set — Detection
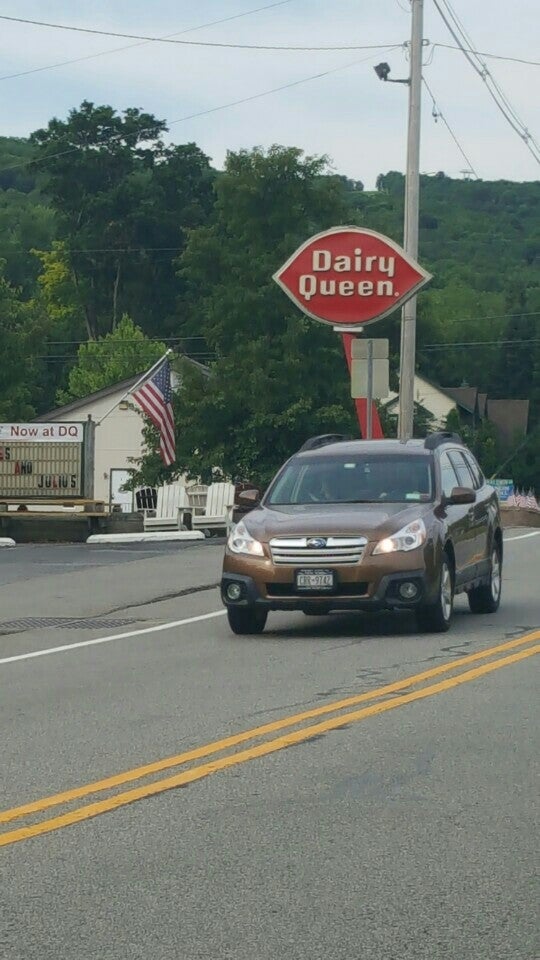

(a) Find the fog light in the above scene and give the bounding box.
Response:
[398,581,418,600]
[227,582,242,601]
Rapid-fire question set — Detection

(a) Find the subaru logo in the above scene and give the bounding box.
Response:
[307,538,327,549]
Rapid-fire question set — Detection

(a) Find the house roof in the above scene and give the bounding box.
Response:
[440,385,478,414]
[384,373,477,413]
[34,354,209,422]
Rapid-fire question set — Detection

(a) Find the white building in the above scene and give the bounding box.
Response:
[384,374,469,428]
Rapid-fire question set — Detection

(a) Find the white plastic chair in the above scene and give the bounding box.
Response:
[186,483,209,518]
[191,482,236,534]
[143,482,189,530]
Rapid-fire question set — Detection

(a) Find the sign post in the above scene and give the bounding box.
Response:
[366,339,373,440]
[273,226,430,438]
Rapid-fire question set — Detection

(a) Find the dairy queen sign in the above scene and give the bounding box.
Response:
[0,421,91,500]
[273,226,431,328]
[273,226,432,437]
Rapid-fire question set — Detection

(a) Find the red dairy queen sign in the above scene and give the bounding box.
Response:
[273,226,431,327]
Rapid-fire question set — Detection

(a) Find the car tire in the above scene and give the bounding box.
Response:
[227,606,268,635]
[468,543,502,614]
[416,552,454,633]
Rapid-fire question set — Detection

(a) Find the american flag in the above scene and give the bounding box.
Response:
[526,489,539,511]
[132,359,176,466]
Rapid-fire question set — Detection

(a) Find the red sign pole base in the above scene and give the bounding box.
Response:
[341,333,384,439]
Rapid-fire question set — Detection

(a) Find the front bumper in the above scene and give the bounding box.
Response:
[221,545,439,612]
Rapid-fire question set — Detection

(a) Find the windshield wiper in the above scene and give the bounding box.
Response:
[341,499,376,503]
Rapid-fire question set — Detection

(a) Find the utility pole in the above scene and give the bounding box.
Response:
[398,0,424,440]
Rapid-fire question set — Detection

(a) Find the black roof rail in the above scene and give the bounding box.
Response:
[298,434,351,453]
[424,431,462,450]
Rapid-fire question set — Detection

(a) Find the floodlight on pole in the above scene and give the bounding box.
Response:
[373,62,409,85]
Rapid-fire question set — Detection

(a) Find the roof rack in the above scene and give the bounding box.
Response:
[298,434,351,453]
[424,431,462,450]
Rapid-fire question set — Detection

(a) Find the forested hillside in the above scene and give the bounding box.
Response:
[0,101,538,485]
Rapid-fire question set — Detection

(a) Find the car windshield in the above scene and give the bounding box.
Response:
[266,454,434,505]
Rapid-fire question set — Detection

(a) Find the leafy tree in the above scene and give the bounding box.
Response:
[491,290,540,401]
[133,146,357,486]
[512,426,540,490]
[1,104,539,472]
[445,409,501,478]
[56,314,166,404]
[0,191,56,295]
[0,269,46,419]
[0,136,39,193]
[30,102,214,338]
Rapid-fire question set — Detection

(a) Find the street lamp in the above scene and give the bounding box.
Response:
[373,62,409,85]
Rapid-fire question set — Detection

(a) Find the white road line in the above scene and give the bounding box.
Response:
[0,610,226,666]
[505,531,540,542]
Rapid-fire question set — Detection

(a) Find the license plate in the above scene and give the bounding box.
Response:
[295,568,336,592]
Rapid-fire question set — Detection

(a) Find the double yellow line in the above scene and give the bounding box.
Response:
[1,630,539,849]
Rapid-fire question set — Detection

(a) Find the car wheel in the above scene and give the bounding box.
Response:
[416,553,454,633]
[227,606,268,635]
[468,543,502,614]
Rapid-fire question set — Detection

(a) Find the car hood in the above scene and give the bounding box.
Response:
[243,502,432,542]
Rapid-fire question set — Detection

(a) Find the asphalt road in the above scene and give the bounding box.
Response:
[0,531,538,960]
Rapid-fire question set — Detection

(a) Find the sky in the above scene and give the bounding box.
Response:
[0,0,538,188]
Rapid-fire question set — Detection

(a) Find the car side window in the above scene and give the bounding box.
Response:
[463,451,483,490]
[439,452,460,498]
[448,451,475,489]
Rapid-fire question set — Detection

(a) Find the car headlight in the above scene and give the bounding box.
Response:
[228,521,265,557]
[373,518,427,555]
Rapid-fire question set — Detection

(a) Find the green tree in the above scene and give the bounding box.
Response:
[0,191,56,296]
[0,269,46,419]
[31,102,214,338]
[56,314,166,404]
[511,426,540,491]
[133,146,357,487]
[445,409,501,478]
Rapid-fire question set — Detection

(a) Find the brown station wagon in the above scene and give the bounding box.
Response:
[221,432,502,635]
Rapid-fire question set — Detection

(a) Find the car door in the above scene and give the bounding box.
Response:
[438,451,476,584]
[449,450,488,572]
[462,450,492,572]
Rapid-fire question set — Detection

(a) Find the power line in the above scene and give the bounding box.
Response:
[433,316,540,327]
[0,49,397,174]
[437,0,533,133]
[20,313,540,351]
[2,14,538,67]
[3,234,537,256]
[29,247,188,254]
[44,337,208,345]
[435,0,540,151]
[432,0,540,165]
[434,43,540,69]
[422,77,479,178]
[0,15,400,52]
[420,338,540,350]
[0,0,300,82]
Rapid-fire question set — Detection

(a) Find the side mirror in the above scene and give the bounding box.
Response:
[446,486,476,506]
[237,489,260,507]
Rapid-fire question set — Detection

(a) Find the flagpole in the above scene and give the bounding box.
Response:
[95,348,173,427]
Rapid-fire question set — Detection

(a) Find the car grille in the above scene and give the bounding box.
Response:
[269,536,367,565]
